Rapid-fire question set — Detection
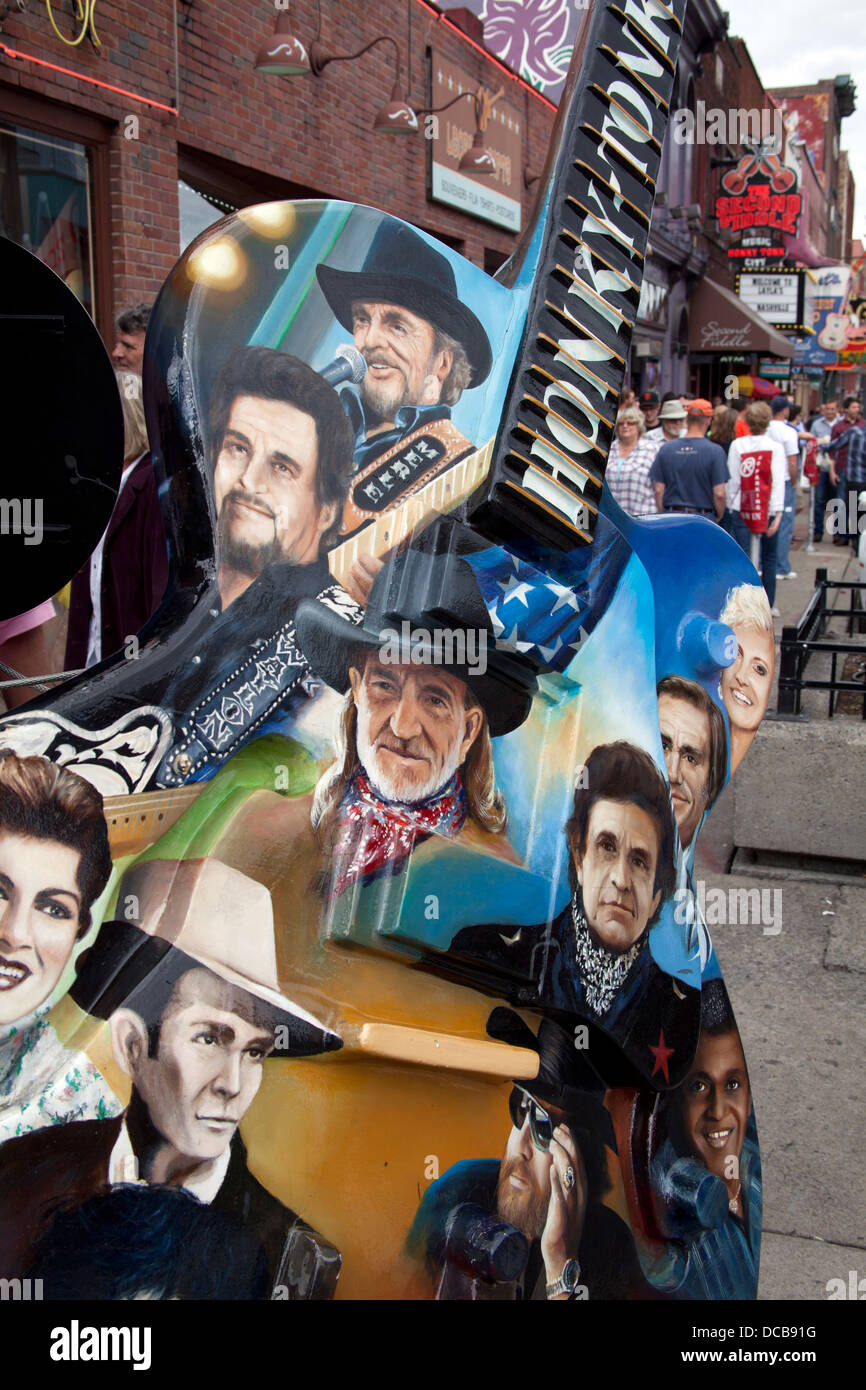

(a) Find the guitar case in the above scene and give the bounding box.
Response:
[0,0,766,1302]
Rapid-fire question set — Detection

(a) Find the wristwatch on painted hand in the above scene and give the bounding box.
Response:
[546,1258,582,1299]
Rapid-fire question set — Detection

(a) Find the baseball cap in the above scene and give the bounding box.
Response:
[640,390,660,407]
[770,395,791,413]
[686,398,713,417]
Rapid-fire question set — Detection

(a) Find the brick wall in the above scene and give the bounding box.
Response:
[0,0,555,326]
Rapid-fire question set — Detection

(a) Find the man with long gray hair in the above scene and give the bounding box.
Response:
[295,547,537,899]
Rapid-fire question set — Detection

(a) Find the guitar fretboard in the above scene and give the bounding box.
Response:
[328,438,494,587]
[103,785,201,855]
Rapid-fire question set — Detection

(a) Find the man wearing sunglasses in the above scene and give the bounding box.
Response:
[407,1012,645,1300]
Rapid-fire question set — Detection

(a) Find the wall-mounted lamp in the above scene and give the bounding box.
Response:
[255,7,309,76]
[309,34,418,133]
[455,85,502,175]
[670,203,703,232]
[255,11,499,171]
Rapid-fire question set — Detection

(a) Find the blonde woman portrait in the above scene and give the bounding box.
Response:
[718,585,775,773]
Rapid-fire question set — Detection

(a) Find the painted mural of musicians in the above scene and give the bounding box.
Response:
[645,978,761,1299]
[0,350,363,794]
[407,1010,647,1300]
[317,220,491,475]
[450,741,699,1085]
[717,584,775,776]
[657,676,728,856]
[295,547,537,901]
[0,856,343,1298]
[316,223,492,600]
[657,676,728,973]
[0,752,121,1143]
[153,348,364,787]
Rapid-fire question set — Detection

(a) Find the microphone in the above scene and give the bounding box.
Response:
[319,343,366,387]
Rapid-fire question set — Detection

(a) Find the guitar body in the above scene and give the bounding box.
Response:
[0,0,766,1303]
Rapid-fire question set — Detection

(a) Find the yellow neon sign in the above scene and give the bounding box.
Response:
[44,0,101,50]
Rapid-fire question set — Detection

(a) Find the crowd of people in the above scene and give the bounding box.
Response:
[608,386,865,617]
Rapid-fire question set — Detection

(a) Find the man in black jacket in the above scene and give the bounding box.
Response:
[154,347,362,787]
[0,349,361,795]
[407,1010,648,1300]
[447,741,699,1089]
[0,856,342,1299]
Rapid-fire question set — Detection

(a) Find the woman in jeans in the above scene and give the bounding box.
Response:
[726,400,787,612]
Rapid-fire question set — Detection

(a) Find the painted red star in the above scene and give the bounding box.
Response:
[649,1029,675,1082]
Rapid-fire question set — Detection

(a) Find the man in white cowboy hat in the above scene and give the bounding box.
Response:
[0,857,343,1299]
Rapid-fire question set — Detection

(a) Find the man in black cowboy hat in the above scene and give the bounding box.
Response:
[0,857,343,1299]
[316,221,491,482]
[406,1009,646,1300]
[295,545,537,898]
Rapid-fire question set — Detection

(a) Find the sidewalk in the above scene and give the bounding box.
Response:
[697,486,866,1299]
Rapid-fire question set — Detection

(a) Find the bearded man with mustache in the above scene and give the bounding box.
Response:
[315,221,491,487]
[150,347,364,789]
[295,547,538,900]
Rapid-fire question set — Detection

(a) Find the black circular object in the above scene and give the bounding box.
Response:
[0,236,122,620]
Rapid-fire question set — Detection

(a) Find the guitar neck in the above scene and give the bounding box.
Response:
[328,438,494,587]
[470,0,687,552]
[102,784,201,855]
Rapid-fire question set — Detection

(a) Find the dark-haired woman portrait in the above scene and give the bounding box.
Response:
[0,753,120,1142]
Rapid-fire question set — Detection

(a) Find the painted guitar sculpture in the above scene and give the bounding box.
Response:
[0,0,768,1301]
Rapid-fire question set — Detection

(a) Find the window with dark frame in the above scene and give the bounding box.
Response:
[0,94,111,342]
[0,121,97,317]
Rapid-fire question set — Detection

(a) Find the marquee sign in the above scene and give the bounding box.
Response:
[716,147,802,268]
[735,271,805,332]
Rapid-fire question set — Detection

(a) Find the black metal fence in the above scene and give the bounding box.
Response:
[777,568,866,717]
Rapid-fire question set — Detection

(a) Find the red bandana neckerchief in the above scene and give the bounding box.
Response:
[331,770,467,898]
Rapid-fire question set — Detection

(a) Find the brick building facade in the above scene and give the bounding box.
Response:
[0,1,555,344]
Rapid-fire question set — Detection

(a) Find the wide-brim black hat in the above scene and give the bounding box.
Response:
[315,220,492,388]
[486,1007,616,1148]
[295,548,537,738]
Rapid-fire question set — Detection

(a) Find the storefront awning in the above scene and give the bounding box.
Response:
[689,277,795,358]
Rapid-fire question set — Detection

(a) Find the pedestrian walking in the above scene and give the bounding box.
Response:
[65,373,168,670]
[826,412,866,551]
[809,399,840,542]
[726,400,787,613]
[767,396,800,579]
[606,406,660,517]
[827,396,862,546]
[645,394,687,447]
[650,399,727,521]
